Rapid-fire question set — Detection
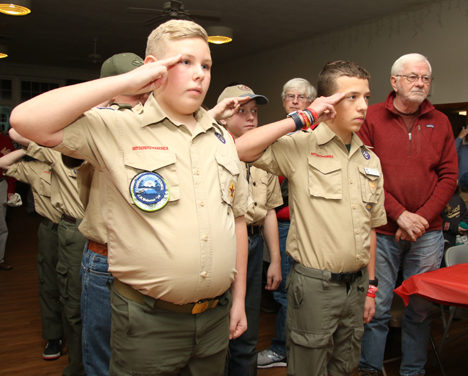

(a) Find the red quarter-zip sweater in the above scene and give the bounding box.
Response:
[357,92,458,235]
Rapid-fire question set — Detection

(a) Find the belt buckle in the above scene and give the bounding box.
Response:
[192,301,209,314]
[191,299,219,314]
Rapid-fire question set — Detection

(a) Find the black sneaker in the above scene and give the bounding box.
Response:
[42,339,62,360]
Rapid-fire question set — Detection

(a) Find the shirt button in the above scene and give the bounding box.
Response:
[200,271,208,278]
[352,205,357,210]
[200,201,205,207]
[349,179,353,184]
[355,229,360,234]
[203,235,209,241]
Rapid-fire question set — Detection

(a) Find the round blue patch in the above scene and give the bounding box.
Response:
[361,149,371,160]
[129,172,170,212]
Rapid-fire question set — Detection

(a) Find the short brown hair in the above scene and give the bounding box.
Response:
[317,60,370,97]
[145,19,208,58]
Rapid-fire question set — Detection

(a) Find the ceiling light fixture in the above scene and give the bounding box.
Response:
[207,26,233,45]
[0,44,8,58]
[0,0,31,16]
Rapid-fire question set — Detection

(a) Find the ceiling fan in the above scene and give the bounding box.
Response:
[128,0,221,25]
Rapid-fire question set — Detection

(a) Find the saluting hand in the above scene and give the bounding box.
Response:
[122,54,183,95]
[307,92,345,122]
[208,96,251,121]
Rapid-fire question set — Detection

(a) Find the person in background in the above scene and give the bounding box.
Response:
[0,147,64,360]
[257,77,316,369]
[0,132,16,271]
[79,52,147,376]
[218,84,282,376]
[455,127,468,191]
[358,53,458,376]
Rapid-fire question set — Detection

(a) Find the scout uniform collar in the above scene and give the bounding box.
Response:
[140,93,218,132]
[314,122,367,156]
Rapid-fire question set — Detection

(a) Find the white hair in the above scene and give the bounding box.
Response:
[391,53,432,76]
[281,78,317,100]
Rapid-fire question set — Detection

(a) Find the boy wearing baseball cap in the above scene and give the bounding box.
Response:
[218,84,282,376]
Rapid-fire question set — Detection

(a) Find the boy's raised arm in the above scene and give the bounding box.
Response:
[236,93,344,162]
[10,55,182,147]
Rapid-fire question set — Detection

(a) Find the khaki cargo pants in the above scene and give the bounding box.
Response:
[286,263,368,376]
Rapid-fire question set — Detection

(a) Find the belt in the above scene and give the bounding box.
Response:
[295,263,363,284]
[330,270,362,284]
[247,224,262,235]
[61,214,77,224]
[113,279,221,315]
[88,240,108,256]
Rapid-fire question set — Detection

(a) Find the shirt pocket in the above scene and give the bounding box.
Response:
[216,153,240,207]
[358,166,379,204]
[308,156,342,200]
[124,150,180,202]
[37,172,52,199]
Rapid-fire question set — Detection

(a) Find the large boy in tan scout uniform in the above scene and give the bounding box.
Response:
[235,61,387,375]
[0,148,64,361]
[217,84,282,376]
[11,20,249,376]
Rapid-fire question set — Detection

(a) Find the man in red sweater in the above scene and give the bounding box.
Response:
[357,53,458,376]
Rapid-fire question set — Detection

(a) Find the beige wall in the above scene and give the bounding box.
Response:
[207,0,468,123]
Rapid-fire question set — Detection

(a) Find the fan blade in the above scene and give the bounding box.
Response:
[128,7,165,15]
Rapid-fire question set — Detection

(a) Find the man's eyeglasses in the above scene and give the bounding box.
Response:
[395,74,432,84]
[284,94,309,102]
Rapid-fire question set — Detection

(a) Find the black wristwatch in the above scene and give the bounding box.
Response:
[369,278,379,287]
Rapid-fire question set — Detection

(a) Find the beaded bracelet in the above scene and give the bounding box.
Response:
[367,284,379,299]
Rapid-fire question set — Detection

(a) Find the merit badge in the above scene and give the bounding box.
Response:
[229,181,236,200]
[215,132,226,144]
[129,172,170,212]
[361,149,371,160]
[366,203,373,212]
[369,180,377,193]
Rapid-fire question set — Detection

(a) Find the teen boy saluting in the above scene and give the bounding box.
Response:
[235,61,387,375]
[10,20,249,376]
[217,84,282,376]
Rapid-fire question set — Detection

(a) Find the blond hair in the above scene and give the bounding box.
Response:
[146,19,208,58]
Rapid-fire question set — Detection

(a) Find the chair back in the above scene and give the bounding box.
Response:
[445,244,468,266]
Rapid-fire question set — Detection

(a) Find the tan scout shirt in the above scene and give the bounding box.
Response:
[6,159,62,224]
[27,143,84,220]
[245,164,283,225]
[77,104,144,245]
[76,163,107,244]
[54,94,249,304]
[254,123,387,273]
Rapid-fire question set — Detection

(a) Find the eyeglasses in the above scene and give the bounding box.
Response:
[284,94,309,102]
[395,74,432,84]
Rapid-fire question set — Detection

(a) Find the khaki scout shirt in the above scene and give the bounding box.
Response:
[76,163,107,244]
[6,159,62,224]
[27,143,84,220]
[245,164,283,225]
[254,123,387,273]
[54,94,249,304]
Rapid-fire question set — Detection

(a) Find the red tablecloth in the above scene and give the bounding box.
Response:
[394,263,468,307]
